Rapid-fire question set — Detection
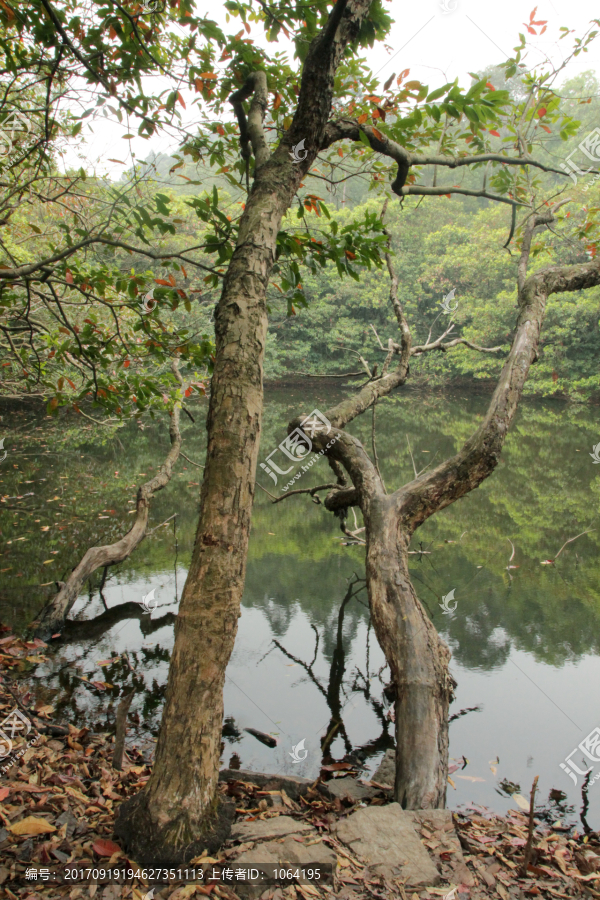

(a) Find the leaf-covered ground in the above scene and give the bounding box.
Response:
[1,628,599,900]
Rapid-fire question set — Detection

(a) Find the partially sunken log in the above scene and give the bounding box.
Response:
[30,360,185,641]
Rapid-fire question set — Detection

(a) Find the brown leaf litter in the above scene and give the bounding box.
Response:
[0,630,599,900]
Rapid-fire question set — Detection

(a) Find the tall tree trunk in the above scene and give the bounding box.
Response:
[115,0,379,864]
[115,185,290,862]
[365,496,452,808]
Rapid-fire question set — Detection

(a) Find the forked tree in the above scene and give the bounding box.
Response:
[275,201,600,808]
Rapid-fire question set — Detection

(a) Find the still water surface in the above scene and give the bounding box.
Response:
[1,386,599,827]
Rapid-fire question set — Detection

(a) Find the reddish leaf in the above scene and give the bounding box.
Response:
[489,130,500,137]
[93,839,122,857]
[538,107,547,117]
[65,270,74,284]
[0,786,9,802]
[216,124,225,136]
[184,387,192,397]
[123,360,130,368]
[357,112,368,125]
[273,92,282,110]
[177,91,186,109]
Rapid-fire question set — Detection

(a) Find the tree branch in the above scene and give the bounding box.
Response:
[230,71,270,171]
[0,236,222,281]
[30,360,185,639]
[397,216,600,532]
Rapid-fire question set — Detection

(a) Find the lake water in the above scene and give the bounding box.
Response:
[1,385,599,829]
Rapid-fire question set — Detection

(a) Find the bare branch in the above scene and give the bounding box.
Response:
[30,360,185,639]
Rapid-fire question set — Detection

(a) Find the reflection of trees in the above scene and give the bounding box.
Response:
[273,575,393,766]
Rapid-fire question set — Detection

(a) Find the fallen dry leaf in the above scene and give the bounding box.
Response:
[10,816,56,835]
[92,838,122,857]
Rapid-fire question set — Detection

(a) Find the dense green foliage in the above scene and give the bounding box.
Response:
[2,0,599,415]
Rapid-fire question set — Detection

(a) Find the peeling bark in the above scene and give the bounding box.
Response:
[114,0,379,865]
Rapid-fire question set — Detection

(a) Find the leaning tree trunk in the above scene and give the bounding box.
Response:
[115,186,289,863]
[365,496,452,807]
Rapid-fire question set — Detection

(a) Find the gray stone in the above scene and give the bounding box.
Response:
[371,749,395,787]
[405,809,454,831]
[324,777,377,803]
[230,835,336,900]
[334,802,440,886]
[231,814,311,844]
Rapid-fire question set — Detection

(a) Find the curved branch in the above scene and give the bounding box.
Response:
[30,360,184,640]
[230,71,270,170]
[320,119,564,196]
[397,219,600,532]
[409,151,566,179]
[400,184,525,207]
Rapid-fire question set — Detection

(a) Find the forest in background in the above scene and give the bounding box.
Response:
[137,69,600,400]
[4,67,599,411]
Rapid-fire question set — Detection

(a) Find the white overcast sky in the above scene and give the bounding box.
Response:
[66,0,600,178]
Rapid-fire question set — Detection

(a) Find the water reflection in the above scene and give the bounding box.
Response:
[1,387,600,828]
